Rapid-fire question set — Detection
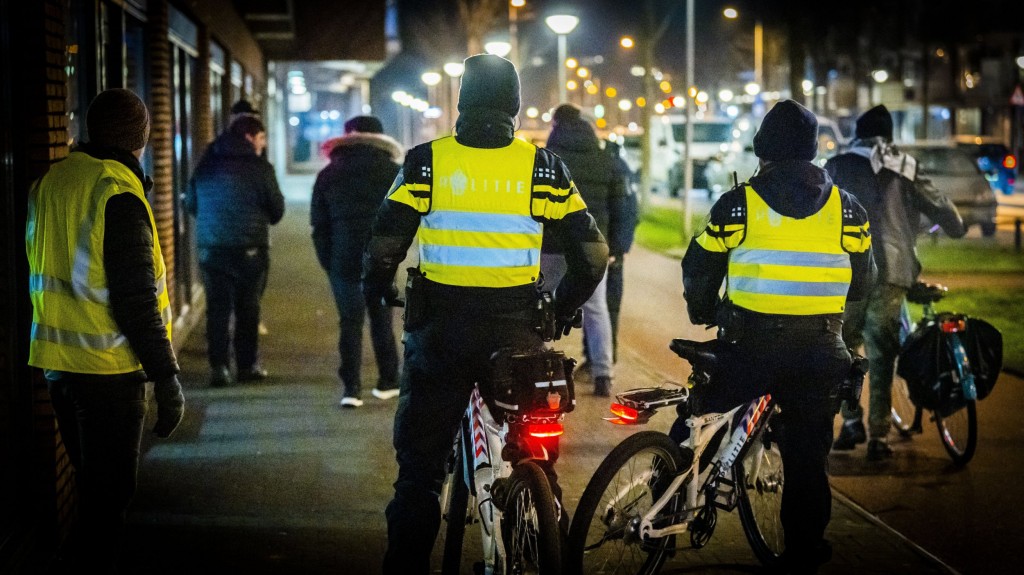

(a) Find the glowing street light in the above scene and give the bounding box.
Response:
[546,14,579,103]
[485,41,512,58]
[620,36,634,49]
[421,71,442,86]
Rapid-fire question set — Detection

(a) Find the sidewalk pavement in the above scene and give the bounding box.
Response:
[117,176,957,574]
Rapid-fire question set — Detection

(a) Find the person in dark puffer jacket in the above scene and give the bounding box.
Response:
[543,103,628,397]
[185,115,285,387]
[312,116,403,408]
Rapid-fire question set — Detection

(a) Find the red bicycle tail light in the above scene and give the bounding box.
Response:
[526,422,564,437]
[940,318,966,333]
[609,403,639,421]
[1004,155,1017,170]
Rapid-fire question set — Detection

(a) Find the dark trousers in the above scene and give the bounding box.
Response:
[669,328,850,564]
[606,256,625,360]
[199,247,269,371]
[329,276,399,396]
[47,371,148,571]
[382,300,548,575]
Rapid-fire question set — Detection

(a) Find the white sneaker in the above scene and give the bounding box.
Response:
[340,396,364,408]
[372,388,400,400]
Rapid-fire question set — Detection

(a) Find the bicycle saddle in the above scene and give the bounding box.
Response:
[907,281,947,305]
[670,338,719,367]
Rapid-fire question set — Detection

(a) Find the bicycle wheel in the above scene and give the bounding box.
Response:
[735,416,785,567]
[501,461,562,575]
[935,400,977,466]
[567,431,691,575]
[440,422,471,575]
[890,373,922,437]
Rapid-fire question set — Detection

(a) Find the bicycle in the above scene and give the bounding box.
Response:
[891,281,1001,466]
[566,338,789,575]
[437,293,579,575]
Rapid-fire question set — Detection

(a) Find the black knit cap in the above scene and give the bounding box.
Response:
[855,104,893,141]
[551,103,582,126]
[344,115,384,134]
[458,54,521,116]
[230,100,257,115]
[86,88,150,152]
[752,99,819,162]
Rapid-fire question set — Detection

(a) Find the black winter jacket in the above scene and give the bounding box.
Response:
[311,132,403,281]
[825,139,964,288]
[545,120,630,255]
[185,132,285,248]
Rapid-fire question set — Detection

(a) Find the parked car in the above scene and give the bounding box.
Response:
[952,135,1017,195]
[900,142,998,236]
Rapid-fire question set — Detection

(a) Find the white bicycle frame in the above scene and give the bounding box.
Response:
[440,384,512,575]
[621,393,774,541]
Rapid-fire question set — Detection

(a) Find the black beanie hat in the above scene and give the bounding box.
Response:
[344,115,384,134]
[551,103,582,126]
[86,89,150,152]
[458,54,521,116]
[855,105,893,141]
[231,100,257,116]
[752,99,818,162]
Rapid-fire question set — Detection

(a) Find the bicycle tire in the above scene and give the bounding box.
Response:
[935,400,977,466]
[735,415,785,567]
[440,421,471,575]
[566,431,691,575]
[501,461,562,575]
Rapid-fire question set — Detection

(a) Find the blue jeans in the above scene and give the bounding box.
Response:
[199,246,269,371]
[541,253,614,378]
[46,370,148,570]
[329,277,400,397]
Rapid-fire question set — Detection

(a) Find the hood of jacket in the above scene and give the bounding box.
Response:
[748,160,834,219]
[546,119,601,154]
[211,131,258,158]
[321,132,403,162]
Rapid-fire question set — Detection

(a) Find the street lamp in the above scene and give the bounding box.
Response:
[485,41,512,58]
[545,14,579,104]
[723,7,764,89]
[421,71,442,139]
[509,0,525,69]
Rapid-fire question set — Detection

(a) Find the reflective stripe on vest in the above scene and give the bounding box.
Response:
[26,152,171,374]
[727,185,851,315]
[418,137,543,287]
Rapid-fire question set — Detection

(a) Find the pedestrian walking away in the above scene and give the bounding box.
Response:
[601,138,639,362]
[542,103,628,397]
[25,88,185,571]
[312,114,404,408]
[825,104,965,461]
[185,115,285,387]
[362,53,608,575]
[677,99,874,573]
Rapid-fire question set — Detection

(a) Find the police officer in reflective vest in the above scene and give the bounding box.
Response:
[26,88,184,570]
[677,100,873,573]
[363,54,608,575]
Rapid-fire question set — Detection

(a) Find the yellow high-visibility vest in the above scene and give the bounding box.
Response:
[26,152,171,374]
[388,136,585,287]
[727,185,851,315]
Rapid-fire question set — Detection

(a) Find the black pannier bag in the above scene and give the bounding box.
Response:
[896,314,1003,416]
[485,348,576,418]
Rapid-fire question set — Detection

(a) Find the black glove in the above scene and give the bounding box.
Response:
[365,282,404,308]
[554,308,583,340]
[153,375,185,438]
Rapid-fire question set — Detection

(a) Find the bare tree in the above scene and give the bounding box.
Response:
[457,0,505,56]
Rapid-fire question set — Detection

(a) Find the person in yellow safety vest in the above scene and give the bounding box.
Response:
[25,89,184,571]
[363,54,608,575]
[676,100,874,574]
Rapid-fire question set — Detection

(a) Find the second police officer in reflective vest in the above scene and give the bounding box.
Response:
[362,54,608,575]
[676,100,874,573]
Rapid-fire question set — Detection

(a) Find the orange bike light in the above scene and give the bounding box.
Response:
[526,423,564,437]
[940,318,966,333]
[609,403,639,421]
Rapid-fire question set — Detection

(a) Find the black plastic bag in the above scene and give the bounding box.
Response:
[897,314,1002,415]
